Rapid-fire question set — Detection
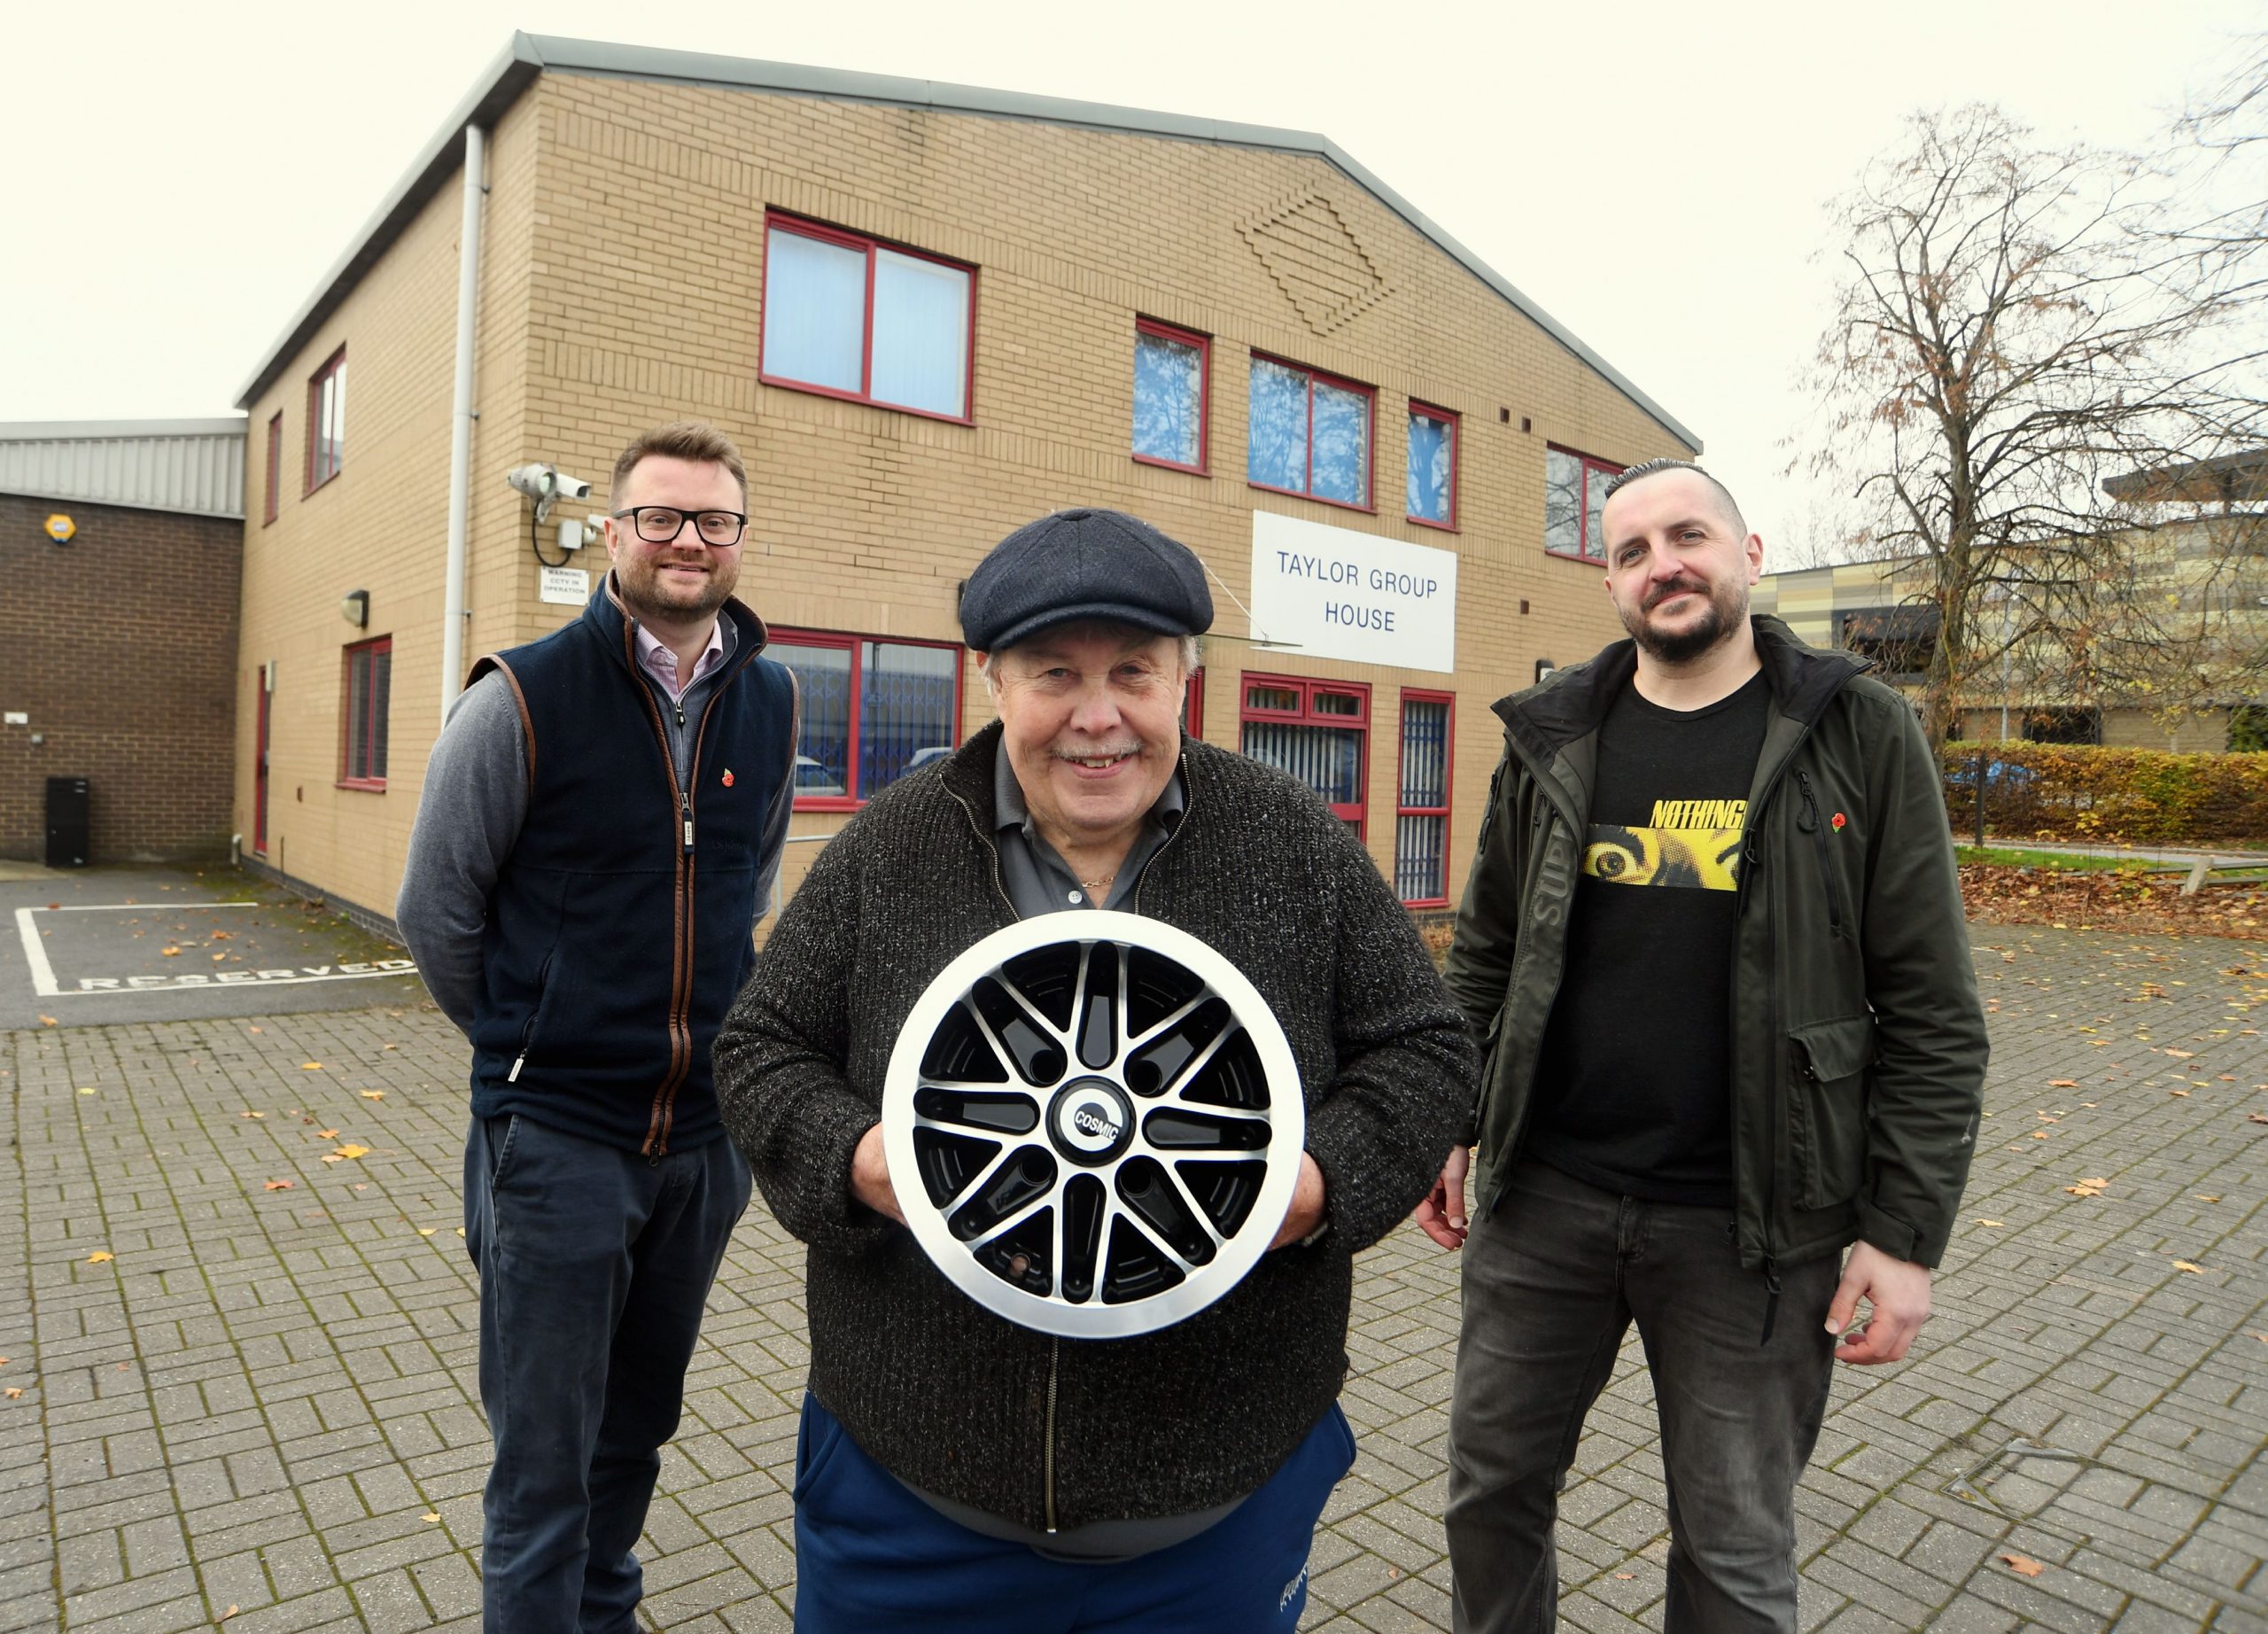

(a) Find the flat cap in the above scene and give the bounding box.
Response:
[960,508,1214,652]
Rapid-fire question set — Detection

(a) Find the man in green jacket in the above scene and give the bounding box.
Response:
[1418,460,1985,1633]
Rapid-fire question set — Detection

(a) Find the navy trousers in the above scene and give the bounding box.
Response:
[792,1392,1355,1632]
[1445,1159,1838,1634]
[463,1112,751,1633]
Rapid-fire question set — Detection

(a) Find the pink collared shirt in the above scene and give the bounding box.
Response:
[633,618,726,702]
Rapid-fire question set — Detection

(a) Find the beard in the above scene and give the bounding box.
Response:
[616,553,737,626]
[1619,576,1749,665]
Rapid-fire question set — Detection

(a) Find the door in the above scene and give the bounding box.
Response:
[254,665,272,855]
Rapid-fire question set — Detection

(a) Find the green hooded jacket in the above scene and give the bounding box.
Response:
[1442,616,1986,1278]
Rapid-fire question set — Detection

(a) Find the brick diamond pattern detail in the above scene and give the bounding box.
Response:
[1239,191,1391,338]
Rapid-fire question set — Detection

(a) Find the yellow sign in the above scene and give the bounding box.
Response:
[44,514,74,543]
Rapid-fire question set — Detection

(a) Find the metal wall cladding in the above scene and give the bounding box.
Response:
[0,420,246,519]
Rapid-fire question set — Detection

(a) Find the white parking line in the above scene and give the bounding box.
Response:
[12,904,417,999]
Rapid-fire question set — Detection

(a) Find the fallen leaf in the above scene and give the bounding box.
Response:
[320,1154,345,1164]
[301,1062,323,1071]
[2048,1079,2078,1088]
[86,1250,113,1264]
[2164,1048,2194,1059]
[77,1087,95,1095]
[3,1389,19,1400]
[159,946,180,957]
[238,1110,265,1120]
[262,1179,295,1192]
[211,953,226,962]
[359,1090,385,1101]
[2170,1089,2191,1098]
[2249,1113,2268,1124]
[417,1227,437,1237]
[2063,1179,2106,1197]
[247,1026,262,1034]
[316,1129,339,1139]
[38,1016,55,1028]
[330,1144,369,1160]
[2173,1260,2208,1274]
[422,1511,442,1524]
[2000,1553,2045,1577]
[1613,1571,1635,1580]
[2198,1194,2222,1202]
[2030,1130,2053,1140]
[1977,1218,2006,1227]
[454,1226,465,1237]
[220,1607,239,1622]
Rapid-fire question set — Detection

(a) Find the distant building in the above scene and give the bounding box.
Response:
[231,33,1703,932]
[1754,499,2268,751]
[0,419,245,862]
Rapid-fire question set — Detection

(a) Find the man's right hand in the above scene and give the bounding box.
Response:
[851,1124,905,1225]
[1412,1146,1470,1249]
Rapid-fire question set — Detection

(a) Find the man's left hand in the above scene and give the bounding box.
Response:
[1269,1155,1326,1249]
[1826,1241,1930,1364]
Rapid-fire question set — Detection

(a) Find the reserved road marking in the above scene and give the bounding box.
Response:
[12,905,417,999]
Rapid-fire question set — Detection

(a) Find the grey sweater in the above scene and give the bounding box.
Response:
[713,724,1474,1530]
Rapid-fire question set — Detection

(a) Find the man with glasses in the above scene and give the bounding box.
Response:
[397,420,798,1632]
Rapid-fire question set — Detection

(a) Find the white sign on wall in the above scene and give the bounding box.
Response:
[539,565,591,606]
[1248,512,1457,674]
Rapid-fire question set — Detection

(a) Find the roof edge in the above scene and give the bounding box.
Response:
[0,417,246,441]
[232,35,541,409]
[233,31,1700,453]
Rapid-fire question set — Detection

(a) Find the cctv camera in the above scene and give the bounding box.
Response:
[506,462,593,522]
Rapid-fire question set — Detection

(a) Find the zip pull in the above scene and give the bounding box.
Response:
[1795,770,1844,938]
[508,1051,526,1084]
[1759,1257,1782,1346]
[673,698,685,729]
[680,791,695,852]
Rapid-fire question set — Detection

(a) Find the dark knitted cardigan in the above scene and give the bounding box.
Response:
[714,723,1474,1530]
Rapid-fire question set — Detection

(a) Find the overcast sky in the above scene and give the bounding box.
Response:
[3,0,2257,554]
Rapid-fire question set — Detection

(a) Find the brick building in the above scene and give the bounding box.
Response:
[0,421,245,864]
[232,34,1699,932]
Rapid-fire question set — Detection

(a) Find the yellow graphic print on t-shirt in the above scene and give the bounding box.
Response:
[1582,798,1746,891]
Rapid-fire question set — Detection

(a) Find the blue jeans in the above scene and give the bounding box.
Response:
[791,1392,1355,1632]
[463,1112,751,1633]
[1445,1159,1837,1634]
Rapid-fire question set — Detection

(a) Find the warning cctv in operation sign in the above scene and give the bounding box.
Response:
[1248,512,1457,674]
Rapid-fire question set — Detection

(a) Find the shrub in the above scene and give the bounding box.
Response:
[1940,741,2268,845]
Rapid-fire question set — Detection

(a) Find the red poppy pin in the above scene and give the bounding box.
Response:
[721,769,735,788]
[1830,812,1846,830]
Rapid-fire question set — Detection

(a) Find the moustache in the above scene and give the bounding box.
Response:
[1644,579,1710,611]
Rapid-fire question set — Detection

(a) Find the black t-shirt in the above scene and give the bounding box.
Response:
[1524,670,1771,1206]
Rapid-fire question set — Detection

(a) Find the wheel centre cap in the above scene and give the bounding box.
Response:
[1048,1077,1134,1165]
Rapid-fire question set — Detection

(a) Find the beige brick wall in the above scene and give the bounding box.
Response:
[237,70,1695,925]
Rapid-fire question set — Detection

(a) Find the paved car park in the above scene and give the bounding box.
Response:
[1,920,2263,1631]
[0,864,423,1032]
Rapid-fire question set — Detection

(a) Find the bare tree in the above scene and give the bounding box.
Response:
[1802,105,2262,746]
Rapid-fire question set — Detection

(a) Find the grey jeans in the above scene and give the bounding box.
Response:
[1445,1159,1837,1634]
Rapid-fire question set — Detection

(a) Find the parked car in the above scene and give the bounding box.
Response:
[794,755,847,798]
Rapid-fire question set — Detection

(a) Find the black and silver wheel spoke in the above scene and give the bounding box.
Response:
[884,913,1303,1336]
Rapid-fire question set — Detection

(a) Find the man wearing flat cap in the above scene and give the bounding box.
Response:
[715,508,1472,1631]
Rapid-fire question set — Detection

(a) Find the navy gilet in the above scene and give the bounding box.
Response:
[465,585,794,1155]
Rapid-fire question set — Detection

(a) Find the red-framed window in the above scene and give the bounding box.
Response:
[1407,401,1459,531]
[306,348,346,493]
[1183,667,1204,740]
[1394,689,1455,906]
[769,629,963,808]
[1247,353,1374,511]
[1545,446,1621,563]
[1132,319,1209,474]
[1239,673,1369,836]
[262,413,283,525]
[759,213,976,424]
[339,636,390,789]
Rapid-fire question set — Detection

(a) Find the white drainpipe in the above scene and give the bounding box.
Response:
[440,124,488,713]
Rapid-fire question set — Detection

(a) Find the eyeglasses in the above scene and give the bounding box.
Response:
[611,507,748,547]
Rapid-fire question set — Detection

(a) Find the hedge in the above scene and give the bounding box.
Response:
[1939,741,2268,846]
